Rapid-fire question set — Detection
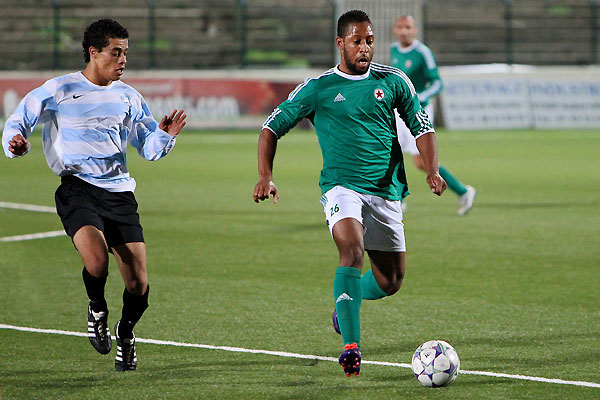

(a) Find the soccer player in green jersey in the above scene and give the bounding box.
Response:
[253,10,447,377]
[391,15,476,216]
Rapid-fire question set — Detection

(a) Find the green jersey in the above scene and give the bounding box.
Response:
[390,40,442,107]
[263,63,433,200]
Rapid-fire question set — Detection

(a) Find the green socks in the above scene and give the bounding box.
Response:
[333,268,393,346]
[333,266,362,346]
[360,269,389,300]
[439,165,467,196]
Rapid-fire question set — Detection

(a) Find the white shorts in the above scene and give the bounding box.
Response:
[320,186,406,252]
[395,103,434,156]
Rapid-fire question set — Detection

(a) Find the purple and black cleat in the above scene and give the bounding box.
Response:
[332,309,341,335]
[339,342,362,377]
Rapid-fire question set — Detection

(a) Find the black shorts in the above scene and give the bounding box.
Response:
[55,176,144,249]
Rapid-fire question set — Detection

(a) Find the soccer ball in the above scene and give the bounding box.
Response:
[411,340,460,387]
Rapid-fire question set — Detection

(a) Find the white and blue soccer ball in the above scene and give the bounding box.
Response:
[411,340,460,387]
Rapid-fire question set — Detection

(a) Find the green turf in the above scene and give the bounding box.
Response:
[0,129,598,399]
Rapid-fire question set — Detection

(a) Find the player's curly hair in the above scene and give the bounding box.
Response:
[82,19,129,63]
[337,10,371,38]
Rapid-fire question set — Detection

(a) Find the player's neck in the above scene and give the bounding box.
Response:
[338,63,354,75]
[81,65,114,87]
[400,39,415,49]
[337,62,369,76]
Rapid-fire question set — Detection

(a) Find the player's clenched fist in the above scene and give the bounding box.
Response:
[253,179,279,204]
[8,134,30,156]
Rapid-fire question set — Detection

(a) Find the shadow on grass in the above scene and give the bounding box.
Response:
[3,357,381,397]
[454,377,513,386]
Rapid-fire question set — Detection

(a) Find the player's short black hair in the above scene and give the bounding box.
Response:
[82,19,129,63]
[337,10,372,38]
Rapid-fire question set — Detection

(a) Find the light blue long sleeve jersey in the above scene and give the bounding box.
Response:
[2,72,176,192]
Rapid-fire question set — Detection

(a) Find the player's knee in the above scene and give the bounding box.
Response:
[83,252,109,275]
[385,278,403,295]
[380,271,404,295]
[339,245,364,268]
[126,278,148,296]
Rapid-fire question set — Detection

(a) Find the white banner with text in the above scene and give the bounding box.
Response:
[439,65,600,130]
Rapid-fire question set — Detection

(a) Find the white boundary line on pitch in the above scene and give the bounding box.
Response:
[0,201,57,213]
[0,201,65,242]
[0,230,67,242]
[1,324,598,389]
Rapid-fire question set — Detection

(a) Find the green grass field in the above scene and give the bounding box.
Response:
[0,129,599,399]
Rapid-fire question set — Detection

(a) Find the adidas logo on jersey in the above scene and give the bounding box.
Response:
[334,93,346,102]
[336,293,353,303]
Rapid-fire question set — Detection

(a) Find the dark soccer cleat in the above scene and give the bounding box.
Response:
[114,321,137,371]
[87,305,112,354]
[339,342,362,377]
[332,309,341,335]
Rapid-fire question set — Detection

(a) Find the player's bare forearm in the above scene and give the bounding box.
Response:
[416,132,447,196]
[257,129,277,180]
[416,132,439,174]
[253,128,279,203]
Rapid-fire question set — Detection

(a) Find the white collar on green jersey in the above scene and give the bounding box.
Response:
[334,64,371,81]
[393,39,421,53]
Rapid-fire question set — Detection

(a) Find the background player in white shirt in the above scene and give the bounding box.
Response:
[391,16,476,216]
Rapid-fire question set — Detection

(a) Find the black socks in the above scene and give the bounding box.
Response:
[119,285,149,338]
[82,267,108,312]
[83,266,149,338]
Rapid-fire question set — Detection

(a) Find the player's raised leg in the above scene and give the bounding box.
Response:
[364,250,405,297]
[112,242,148,371]
[73,226,113,355]
[331,217,364,377]
[360,192,406,300]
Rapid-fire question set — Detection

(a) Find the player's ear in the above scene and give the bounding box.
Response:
[88,46,98,60]
[336,36,344,51]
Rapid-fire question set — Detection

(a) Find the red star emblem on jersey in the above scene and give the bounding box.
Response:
[374,88,385,101]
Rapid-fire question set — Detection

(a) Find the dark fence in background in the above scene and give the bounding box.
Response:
[0,0,598,70]
[0,0,333,70]
[426,0,600,66]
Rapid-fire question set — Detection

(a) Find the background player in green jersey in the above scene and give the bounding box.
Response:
[391,15,476,216]
[253,10,447,377]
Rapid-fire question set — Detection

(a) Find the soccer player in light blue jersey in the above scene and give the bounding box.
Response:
[391,16,476,216]
[254,10,447,377]
[2,19,186,371]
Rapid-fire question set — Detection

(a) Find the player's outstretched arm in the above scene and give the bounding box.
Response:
[159,109,187,136]
[7,134,30,156]
[416,132,447,196]
[253,128,279,204]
